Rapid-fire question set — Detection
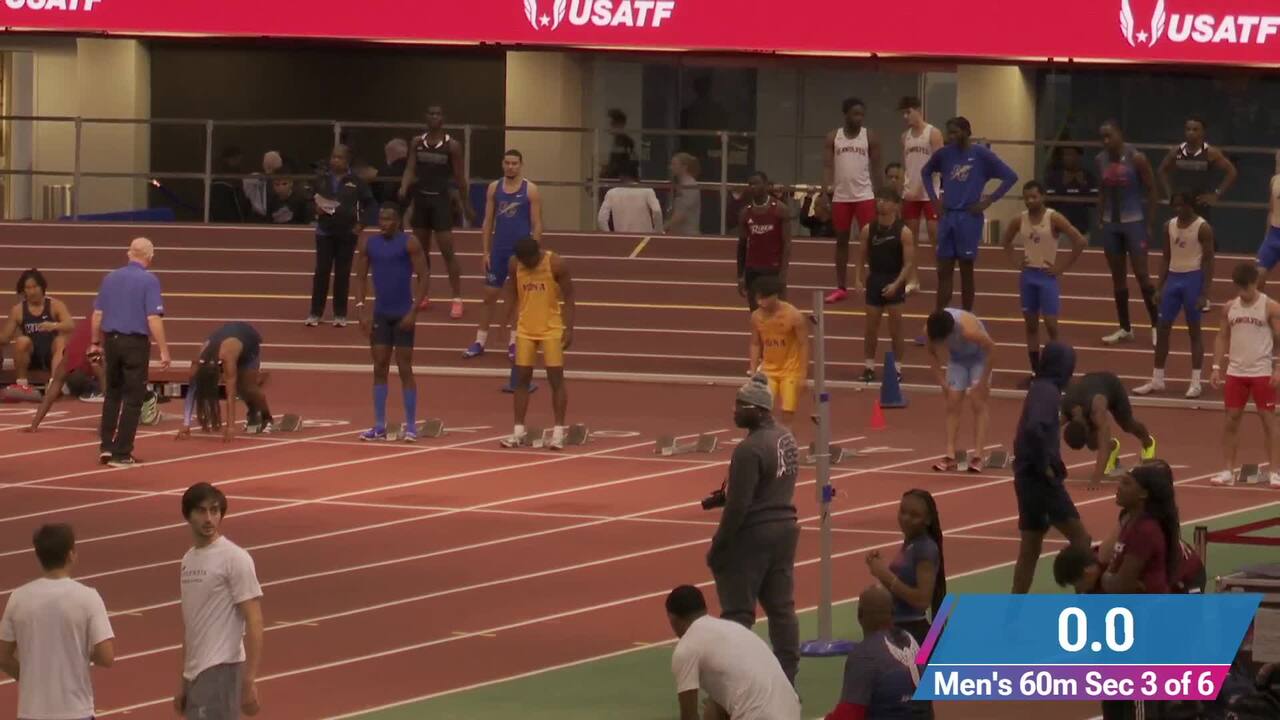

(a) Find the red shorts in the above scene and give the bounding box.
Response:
[831,200,876,234]
[903,200,939,222]
[62,320,93,375]
[1224,374,1276,411]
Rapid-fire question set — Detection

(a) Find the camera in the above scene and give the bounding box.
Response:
[701,484,727,510]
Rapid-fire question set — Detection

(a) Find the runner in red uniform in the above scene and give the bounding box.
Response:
[25,318,107,432]
[737,171,792,312]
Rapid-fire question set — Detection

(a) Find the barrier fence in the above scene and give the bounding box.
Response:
[1,115,1276,250]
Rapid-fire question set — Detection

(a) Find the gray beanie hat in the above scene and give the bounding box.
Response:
[737,373,774,411]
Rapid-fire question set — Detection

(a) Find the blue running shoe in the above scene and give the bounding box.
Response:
[463,342,485,359]
[360,427,388,442]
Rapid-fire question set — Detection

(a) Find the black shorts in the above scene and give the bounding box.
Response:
[27,338,54,372]
[412,191,453,233]
[1013,470,1080,533]
[371,314,415,348]
[866,272,906,308]
[743,268,784,310]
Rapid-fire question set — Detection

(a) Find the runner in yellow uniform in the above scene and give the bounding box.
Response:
[748,275,809,430]
[501,235,576,450]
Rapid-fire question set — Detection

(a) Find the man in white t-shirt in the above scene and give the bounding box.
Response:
[666,585,800,720]
[175,483,265,719]
[598,161,663,234]
[0,523,114,720]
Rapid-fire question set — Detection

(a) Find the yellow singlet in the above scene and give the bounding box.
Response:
[516,251,563,341]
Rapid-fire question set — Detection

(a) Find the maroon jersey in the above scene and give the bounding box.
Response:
[743,200,786,270]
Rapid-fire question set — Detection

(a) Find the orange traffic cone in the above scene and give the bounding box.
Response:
[870,399,887,431]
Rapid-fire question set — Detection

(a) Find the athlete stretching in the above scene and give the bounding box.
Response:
[465,149,543,360]
[400,104,471,318]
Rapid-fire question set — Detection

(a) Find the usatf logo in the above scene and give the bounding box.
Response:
[1119,0,1280,47]
[523,0,676,31]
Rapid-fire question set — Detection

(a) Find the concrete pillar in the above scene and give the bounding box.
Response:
[956,64,1036,227]
[75,38,151,214]
[504,51,589,232]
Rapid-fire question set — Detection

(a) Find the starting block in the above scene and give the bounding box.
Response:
[1237,464,1262,485]
[655,433,718,457]
[393,418,446,440]
[273,414,303,433]
[525,424,590,448]
[802,442,847,465]
[984,449,1010,469]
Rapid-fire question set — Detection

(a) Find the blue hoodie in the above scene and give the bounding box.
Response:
[1013,342,1076,481]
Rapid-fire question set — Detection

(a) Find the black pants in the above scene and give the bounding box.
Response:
[712,521,800,684]
[311,232,357,317]
[99,333,150,458]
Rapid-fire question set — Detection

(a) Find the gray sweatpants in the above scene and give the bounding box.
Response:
[712,521,800,684]
[184,662,242,720]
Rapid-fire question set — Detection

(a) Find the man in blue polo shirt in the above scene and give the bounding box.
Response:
[921,117,1018,314]
[90,238,170,468]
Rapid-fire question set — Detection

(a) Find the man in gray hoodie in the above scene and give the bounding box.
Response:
[707,374,801,684]
[1010,341,1092,593]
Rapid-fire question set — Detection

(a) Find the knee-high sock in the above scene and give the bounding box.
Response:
[403,388,417,429]
[373,384,388,430]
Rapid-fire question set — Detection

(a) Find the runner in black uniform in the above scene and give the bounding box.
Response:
[856,188,914,382]
[0,269,73,396]
[1061,371,1156,487]
[176,322,271,443]
[1158,116,1237,222]
[399,105,471,320]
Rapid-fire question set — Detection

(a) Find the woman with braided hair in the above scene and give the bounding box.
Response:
[175,323,271,443]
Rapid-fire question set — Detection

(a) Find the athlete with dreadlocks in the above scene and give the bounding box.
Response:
[866,488,947,646]
[175,323,270,443]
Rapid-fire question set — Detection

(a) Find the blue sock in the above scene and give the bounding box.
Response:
[373,384,388,431]
[403,388,417,431]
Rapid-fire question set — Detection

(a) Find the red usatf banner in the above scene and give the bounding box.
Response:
[4,0,1280,66]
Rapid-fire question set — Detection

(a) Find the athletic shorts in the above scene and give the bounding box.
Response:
[486,247,516,289]
[947,355,987,391]
[515,332,564,368]
[25,335,54,372]
[832,200,876,234]
[183,662,242,720]
[1257,226,1280,271]
[743,267,784,311]
[1101,221,1148,256]
[866,272,905,307]
[370,313,416,348]
[1013,471,1080,533]
[903,200,939,223]
[766,373,801,414]
[1224,374,1276,411]
[1159,270,1205,325]
[1019,268,1061,317]
[412,191,453,233]
[936,211,984,261]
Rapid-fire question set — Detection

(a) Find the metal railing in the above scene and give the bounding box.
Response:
[1,115,1275,247]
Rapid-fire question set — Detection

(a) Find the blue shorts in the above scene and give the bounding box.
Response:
[1101,221,1148,256]
[1019,268,1061,317]
[936,211,984,261]
[486,247,515,289]
[1159,270,1205,325]
[947,355,987,391]
[370,314,415,348]
[1258,227,1280,271]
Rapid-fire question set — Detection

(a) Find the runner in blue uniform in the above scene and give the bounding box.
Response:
[177,322,270,443]
[1096,120,1160,347]
[465,149,543,361]
[353,202,430,441]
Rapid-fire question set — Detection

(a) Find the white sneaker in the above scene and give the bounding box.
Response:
[1210,470,1236,486]
[1133,381,1165,396]
[1185,383,1203,399]
[500,433,527,449]
[547,433,566,451]
[1102,328,1135,345]
[1270,472,1280,489]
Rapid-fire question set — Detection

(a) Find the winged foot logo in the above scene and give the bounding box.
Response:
[1119,0,1280,47]
[523,0,676,30]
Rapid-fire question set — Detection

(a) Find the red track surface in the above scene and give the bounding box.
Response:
[0,223,1275,719]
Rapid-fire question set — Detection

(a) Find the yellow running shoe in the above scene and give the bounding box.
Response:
[1104,438,1122,475]
[1141,436,1157,461]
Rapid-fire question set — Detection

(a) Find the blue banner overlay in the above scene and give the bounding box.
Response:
[914,594,1261,702]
